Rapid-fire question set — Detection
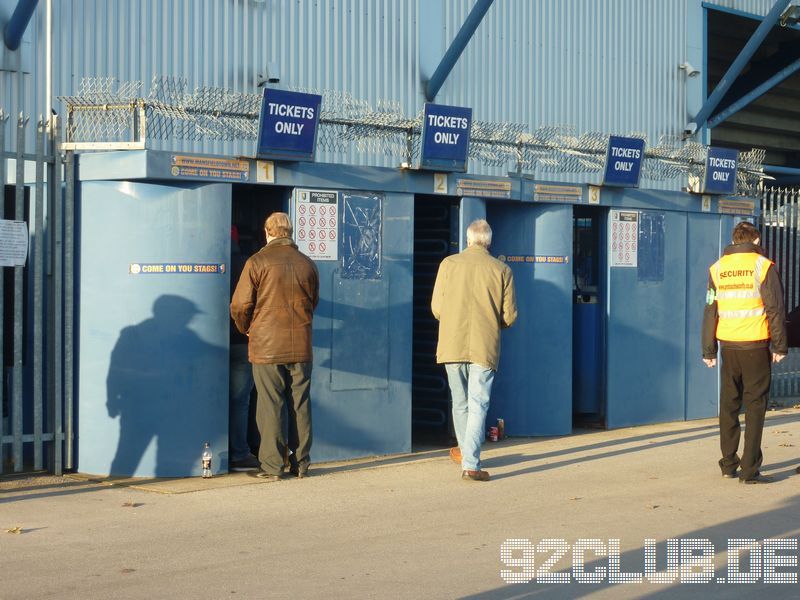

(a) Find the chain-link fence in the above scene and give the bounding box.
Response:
[60,76,767,195]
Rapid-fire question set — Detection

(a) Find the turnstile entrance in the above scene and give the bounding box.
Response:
[411,196,459,447]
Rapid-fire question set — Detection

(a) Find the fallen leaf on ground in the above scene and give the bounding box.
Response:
[569,497,582,501]
[648,505,660,510]
[5,526,22,534]
[779,443,794,447]
[121,501,142,508]
[772,431,789,434]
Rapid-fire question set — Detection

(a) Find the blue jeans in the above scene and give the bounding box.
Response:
[445,363,495,471]
[229,344,254,461]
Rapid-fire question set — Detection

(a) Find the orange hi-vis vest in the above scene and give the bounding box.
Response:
[710,252,772,342]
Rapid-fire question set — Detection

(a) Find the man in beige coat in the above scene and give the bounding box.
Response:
[431,219,517,481]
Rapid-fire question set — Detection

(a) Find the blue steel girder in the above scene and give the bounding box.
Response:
[708,52,800,128]
[425,0,495,102]
[3,0,39,51]
[686,0,793,136]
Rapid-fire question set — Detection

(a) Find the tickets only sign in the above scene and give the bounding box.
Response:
[420,103,472,172]
[703,147,739,195]
[256,89,322,161]
[603,136,645,187]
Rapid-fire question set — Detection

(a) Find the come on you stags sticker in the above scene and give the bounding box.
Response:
[294,189,339,261]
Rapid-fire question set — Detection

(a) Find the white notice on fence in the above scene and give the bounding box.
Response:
[609,210,638,268]
[0,220,29,267]
[294,189,339,261]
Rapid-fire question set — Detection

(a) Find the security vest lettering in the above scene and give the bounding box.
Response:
[710,252,772,342]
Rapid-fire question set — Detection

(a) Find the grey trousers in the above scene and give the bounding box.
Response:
[252,362,313,475]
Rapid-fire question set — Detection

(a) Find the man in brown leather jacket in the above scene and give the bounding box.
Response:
[231,212,319,480]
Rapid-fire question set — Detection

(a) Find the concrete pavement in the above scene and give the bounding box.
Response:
[2,408,800,599]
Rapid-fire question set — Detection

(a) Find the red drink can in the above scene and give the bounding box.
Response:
[488,426,499,442]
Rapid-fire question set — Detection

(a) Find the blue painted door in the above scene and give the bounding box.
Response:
[308,191,414,461]
[685,213,723,419]
[78,181,231,477]
[486,202,573,436]
[606,210,688,427]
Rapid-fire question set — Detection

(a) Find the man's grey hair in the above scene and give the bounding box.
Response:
[466,219,492,248]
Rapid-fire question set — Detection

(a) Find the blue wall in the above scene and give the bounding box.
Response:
[309,192,414,461]
[78,181,232,477]
[606,210,688,427]
[606,206,730,427]
[487,202,573,436]
[685,214,723,419]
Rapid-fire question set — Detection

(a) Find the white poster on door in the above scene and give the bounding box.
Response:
[609,210,638,268]
[294,189,339,261]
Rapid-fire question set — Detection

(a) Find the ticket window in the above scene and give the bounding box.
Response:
[573,206,606,426]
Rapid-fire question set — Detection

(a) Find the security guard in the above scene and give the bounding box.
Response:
[702,221,787,484]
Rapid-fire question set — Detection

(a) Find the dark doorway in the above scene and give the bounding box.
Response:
[230,185,287,457]
[411,195,459,448]
[572,206,606,427]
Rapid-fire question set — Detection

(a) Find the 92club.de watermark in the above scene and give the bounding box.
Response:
[500,538,799,584]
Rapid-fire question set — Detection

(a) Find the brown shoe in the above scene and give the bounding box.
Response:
[449,447,462,464]
[462,470,490,482]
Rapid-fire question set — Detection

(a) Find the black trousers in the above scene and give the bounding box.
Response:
[718,347,771,480]
[252,362,313,476]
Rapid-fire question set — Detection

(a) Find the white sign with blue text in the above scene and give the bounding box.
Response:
[703,147,738,195]
[603,136,645,187]
[256,89,322,161]
[420,103,472,172]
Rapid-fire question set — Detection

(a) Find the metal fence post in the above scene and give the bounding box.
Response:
[33,117,45,471]
[64,150,75,470]
[13,114,29,472]
[52,117,63,475]
[0,110,6,474]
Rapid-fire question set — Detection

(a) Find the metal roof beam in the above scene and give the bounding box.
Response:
[3,0,39,51]
[708,55,800,128]
[685,0,792,136]
[763,164,800,175]
[424,0,495,102]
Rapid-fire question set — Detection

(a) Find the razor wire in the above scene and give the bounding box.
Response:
[59,76,766,194]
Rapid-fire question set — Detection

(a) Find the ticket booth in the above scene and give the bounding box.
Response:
[75,151,417,477]
[71,117,750,477]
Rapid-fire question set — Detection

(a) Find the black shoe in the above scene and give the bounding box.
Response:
[721,470,738,479]
[247,470,282,482]
[230,455,260,472]
[289,465,309,479]
[739,474,771,485]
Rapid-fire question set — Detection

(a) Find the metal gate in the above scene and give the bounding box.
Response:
[761,186,800,400]
[0,109,73,475]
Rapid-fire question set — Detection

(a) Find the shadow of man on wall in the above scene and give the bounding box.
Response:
[106,295,226,477]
